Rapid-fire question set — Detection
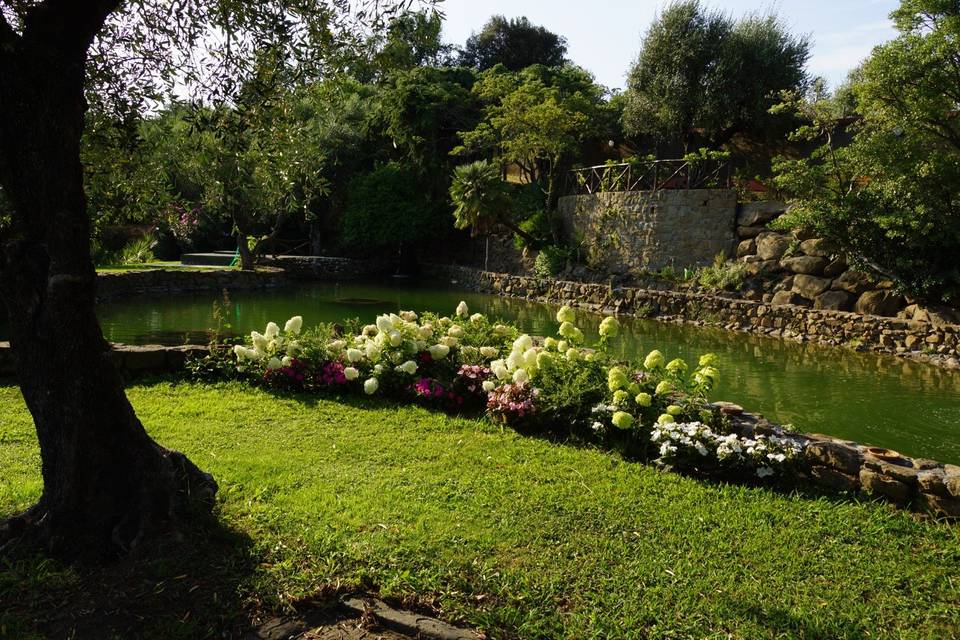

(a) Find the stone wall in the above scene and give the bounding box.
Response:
[559,188,737,273]
[734,202,960,327]
[425,264,960,369]
[725,408,960,517]
[0,341,208,377]
[95,257,389,303]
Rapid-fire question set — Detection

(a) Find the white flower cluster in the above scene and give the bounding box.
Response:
[233,316,303,369]
[650,421,804,478]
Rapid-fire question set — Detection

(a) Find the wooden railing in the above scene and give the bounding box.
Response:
[567,159,732,195]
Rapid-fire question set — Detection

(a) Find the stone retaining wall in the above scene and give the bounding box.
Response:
[426,264,960,369]
[0,341,207,377]
[95,256,389,302]
[725,409,960,518]
[558,189,737,272]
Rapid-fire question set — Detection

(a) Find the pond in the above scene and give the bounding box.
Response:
[3,279,959,464]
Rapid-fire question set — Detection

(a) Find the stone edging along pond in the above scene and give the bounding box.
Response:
[1,340,958,519]
[424,265,960,371]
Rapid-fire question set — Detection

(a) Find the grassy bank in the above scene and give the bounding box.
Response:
[1,380,958,639]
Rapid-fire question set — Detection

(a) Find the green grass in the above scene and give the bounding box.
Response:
[95,261,220,273]
[1,380,959,639]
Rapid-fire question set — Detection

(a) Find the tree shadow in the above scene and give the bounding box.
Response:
[723,598,872,640]
[0,514,262,639]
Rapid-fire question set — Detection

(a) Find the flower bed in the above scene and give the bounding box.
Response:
[190,302,806,483]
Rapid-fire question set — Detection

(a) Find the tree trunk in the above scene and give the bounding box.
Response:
[0,18,216,559]
[236,231,255,271]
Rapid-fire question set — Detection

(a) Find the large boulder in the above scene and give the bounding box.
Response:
[855,290,905,317]
[859,469,912,504]
[805,441,864,475]
[792,274,832,299]
[814,290,854,311]
[736,238,757,258]
[832,270,874,295]
[737,201,786,227]
[779,256,828,276]
[755,232,792,261]
[737,225,767,239]
[927,305,960,328]
[799,238,838,258]
[745,260,780,277]
[823,258,848,278]
[771,290,805,306]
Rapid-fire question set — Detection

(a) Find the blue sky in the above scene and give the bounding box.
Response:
[438,0,900,90]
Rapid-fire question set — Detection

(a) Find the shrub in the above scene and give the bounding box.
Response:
[203,300,806,483]
[533,245,571,278]
[119,232,158,264]
[695,253,746,290]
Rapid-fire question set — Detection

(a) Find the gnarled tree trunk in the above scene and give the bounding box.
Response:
[0,3,216,559]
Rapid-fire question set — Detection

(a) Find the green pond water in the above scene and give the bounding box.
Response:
[3,279,959,464]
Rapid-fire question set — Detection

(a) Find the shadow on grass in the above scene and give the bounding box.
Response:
[0,515,260,640]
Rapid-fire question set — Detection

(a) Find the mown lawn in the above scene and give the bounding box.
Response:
[1,380,958,639]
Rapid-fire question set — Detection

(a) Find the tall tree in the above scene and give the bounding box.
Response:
[459,15,567,71]
[622,0,809,151]
[0,0,430,559]
[771,0,960,302]
[455,65,610,221]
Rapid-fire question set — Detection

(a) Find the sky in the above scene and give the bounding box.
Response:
[438,0,900,91]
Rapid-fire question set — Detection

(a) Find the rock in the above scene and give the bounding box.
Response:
[918,470,949,497]
[855,290,906,317]
[792,228,817,241]
[755,232,792,261]
[736,239,757,258]
[859,469,912,504]
[773,276,795,292]
[792,275,833,299]
[946,474,960,499]
[814,290,853,311]
[771,290,805,306]
[863,459,919,486]
[737,201,786,227]
[799,238,838,258]
[927,305,960,328]
[904,334,921,350]
[912,458,941,470]
[737,225,767,239]
[916,493,960,518]
[823,258,848,278]
[746,260,780,277]
[833,270,874,295]
[811,465,860,491]
[805,441,863,476]
[780,256,829,276]
[912,307,931,323]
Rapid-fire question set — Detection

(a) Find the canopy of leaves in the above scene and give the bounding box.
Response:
[622,0,809,149]
[772,0,960,302]
[459,15,567,71]
[340,161,447,251]
[449,159,512,236]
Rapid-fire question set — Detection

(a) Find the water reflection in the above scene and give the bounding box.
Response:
[2,279,957,463]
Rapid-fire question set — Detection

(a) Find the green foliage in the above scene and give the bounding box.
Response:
[771,0,960,302]
[449,160,513,236]
[455,64,613,221]
[341,162,445,252]
[533,245,572,278]
[695,253,747,290]
[459,15,568,71]
[118,232,158,265]
[622,0,809,148]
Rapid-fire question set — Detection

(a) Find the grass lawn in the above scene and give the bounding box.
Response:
[1,380,958,639]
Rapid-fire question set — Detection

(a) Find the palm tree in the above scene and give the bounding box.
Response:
[450,160,537,244]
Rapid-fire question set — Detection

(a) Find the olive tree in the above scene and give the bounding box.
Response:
[0,0,432,559]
